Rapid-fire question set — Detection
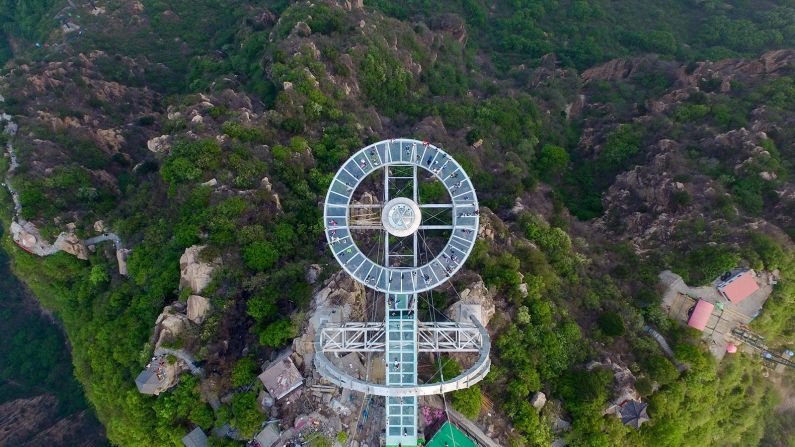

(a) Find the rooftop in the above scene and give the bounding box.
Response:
[688,300,714,331]
[253,424,280,447]
[135,353,176,395]
[619,400,650,428]
[425,422,477,447]
[135,367,166,395]
[717,270,760,304]
[181,427,209,447]
[258,355,303,400]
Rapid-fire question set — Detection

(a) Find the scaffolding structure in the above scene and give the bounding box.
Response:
[317,139,490,447]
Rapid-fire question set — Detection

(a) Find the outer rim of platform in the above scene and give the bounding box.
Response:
[313,315,491,397]
[323,138,479,294]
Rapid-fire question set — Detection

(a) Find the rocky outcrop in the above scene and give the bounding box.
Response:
[187,295,211,325]
[179,245,220,293]
[95,128,125,152]
[447,280,496,327]
[55,233,89,260]
[153,304,191,347]
[477,208,500,242]
[581,50,795,87]
[429,13,467,44]
[10,221,52,254]
[147,135,171,152]
[676,49,795,90]
[587,358,641,416]
[305,264,322,284]
[530,392,547,411]
[581,57,656,84]
[292,21,312,37]
[260,176,282,210]
[412,115,447,143]
[292,271,365,371]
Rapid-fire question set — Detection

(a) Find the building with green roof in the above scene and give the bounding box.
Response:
[424,422,477,447]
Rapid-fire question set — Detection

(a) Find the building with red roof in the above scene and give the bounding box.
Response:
[717,270,759,304]
[688,300,714,331]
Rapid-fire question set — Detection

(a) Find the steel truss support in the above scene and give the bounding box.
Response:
[319,322,484,353]
[314,315,491,398]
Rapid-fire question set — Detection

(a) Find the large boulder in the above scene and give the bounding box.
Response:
[55,233,89,260]
[186,295,211,325]
[305,264,322,284]
[146,135,171,153]
[10,221,48,253]
[179,245,220,293]
[531,392,547,411]
[153,305,191,347]
[447,280,496,327]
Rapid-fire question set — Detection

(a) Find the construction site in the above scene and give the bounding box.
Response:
[659,269,794,371]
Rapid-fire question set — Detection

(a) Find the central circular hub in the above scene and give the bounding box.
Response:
[381,197,422,237]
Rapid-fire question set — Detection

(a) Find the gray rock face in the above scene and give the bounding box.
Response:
[186,295,211,325]
[429,13,468,44]
[153,306,191,347]
[530,391,547,411]
[146,135,170,152]
[179,245,220,293]
[55,233,89,260]
[447,280,496,327]
[305,264,322,284]
[292,271,365,371]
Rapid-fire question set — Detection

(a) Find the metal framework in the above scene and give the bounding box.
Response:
[323,139,479,294]
[320,322,484,353]
[317,139,489,447]
[314,315,492,397]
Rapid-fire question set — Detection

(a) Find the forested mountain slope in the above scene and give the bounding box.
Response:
[0,224,107,446]
[0,1,794,446]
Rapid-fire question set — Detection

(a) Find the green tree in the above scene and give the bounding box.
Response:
[258,319,296,348]
[597,124,643,173]
[596,312,625,336]
[452,384,482,419]
[242,241,279,272]
[231,357,258,388]
[89,265,109,286]
[229,391,263,438]
[536,144,570,179]
[642,353,679,386]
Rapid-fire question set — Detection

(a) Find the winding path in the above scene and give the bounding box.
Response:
[1,103,128,269]
[643,325,687,372]
[85,233,122,251]
[154,347,203,376]
[1,114,22,217]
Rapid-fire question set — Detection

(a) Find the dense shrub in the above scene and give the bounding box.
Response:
[596,311,625,336]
